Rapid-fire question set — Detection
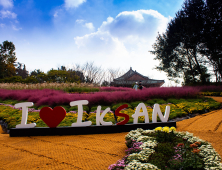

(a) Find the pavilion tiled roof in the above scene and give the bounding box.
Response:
[114,67,148,81]
[111,67,164,87]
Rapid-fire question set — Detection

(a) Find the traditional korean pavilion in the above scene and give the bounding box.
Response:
[110,67,164,87]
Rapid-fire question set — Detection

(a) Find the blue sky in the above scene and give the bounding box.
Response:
[0,0,184,86]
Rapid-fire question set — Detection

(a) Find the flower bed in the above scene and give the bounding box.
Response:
[198,85,222,93]
[0,96,220,130]
[109,127,222,170]
[0,104,87,129]
[0,87,200,107]
[201,92,222,96]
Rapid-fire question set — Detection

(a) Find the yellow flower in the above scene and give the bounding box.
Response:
[155,127,162,131]
[170,127,176,132]
[162,126,170,133]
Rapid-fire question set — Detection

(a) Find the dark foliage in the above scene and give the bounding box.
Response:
[16,62,28,79]
[0,40,17,79]
[150,0,222,84]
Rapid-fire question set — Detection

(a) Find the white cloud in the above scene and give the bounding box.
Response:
[74,9,171,84]
[64,0,86,9]
[12,24,22,31]
[75,31,126,52]
[52,8,64,19]
[74,31,129,68]
[84,22,94,30]
[0,23,5,27]
[53,11,58,18]
[75,19,95,31]
[0,10,17,19]
[75,9,170,51]
[0,0,13,8]
[99,10,169,41]
[76,19,85,24]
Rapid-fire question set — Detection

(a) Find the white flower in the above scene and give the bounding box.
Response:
[124,128,222,170]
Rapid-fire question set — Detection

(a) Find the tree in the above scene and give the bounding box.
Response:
[107,68,123,82]
[0,40,17,79]
[16,62,29,79]
[66,69,82,83]
[58,65,86,83]
[2,76,23,83]
[30,69,47,83]
[150,0,212,84]
[75,71,85,82]
[101,80,109,86]
[150,32,189,83]
[183,65,210,85]
[47,69,68,83]
[58,65,66,71]
[71,64,85,82]
[70,62,125,85]
[24,76,39,84]
[81,62,104,84]
[46,68,83,83]
[200,0,222,82]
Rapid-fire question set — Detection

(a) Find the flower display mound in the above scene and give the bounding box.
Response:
[0,96,220,129]
[109,127,222,170]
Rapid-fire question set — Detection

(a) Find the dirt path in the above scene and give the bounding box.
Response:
[0,129,128,170]
[0,97,222,169]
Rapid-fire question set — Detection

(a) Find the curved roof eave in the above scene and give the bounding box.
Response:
[114,68,149,81]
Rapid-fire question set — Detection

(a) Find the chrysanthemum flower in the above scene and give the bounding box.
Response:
[162,127,170,133]
[154,127,162,131]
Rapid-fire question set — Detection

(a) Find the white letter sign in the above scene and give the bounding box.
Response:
[15,102,36,128]
[70,100,92,127]
[152,104,170,123]
[96,106,112,126]
[132,103,149,124]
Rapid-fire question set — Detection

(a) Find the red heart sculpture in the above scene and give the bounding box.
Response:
[39,106,66,128]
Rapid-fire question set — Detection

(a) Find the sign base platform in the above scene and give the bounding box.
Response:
[10,122,176,137]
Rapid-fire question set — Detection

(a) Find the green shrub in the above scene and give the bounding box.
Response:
[0,98,22,105]
[111,103,132,111]
[130,101,145,109]
[166,98,187,104]
[148,153,167,169]
[24,76,39,83]
[201,92,222,96]
[4,76,24,83]
[64,87,99,93]
[155,143,175,156]
[69,105,89,113]
[147,99,166,106]
[90,105,111,112]
[37,105,50,110]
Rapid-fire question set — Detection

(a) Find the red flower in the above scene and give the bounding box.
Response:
[190,143,198,148]
[192,148,200,154]
[177,143,184,147]
[194,142,201,146]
